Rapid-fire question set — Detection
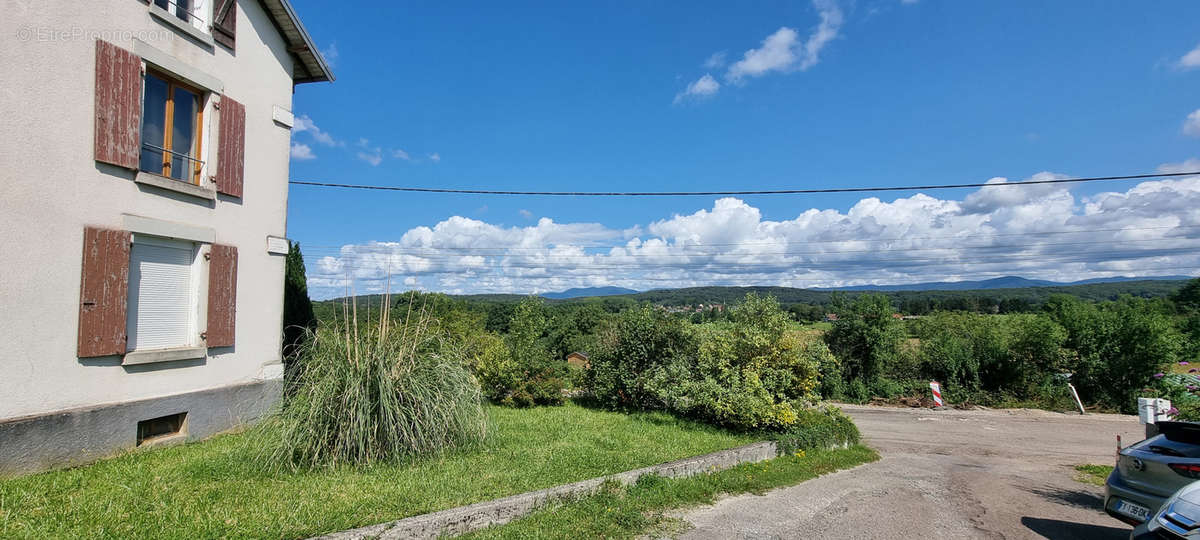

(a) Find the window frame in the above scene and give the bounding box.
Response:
[140,69,206,186]
[152,0,213,34]
[124,233,206,354]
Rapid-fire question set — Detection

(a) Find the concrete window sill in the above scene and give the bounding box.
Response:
[123,346,206,366]
[148,5,215,48]
[135,172,217,201]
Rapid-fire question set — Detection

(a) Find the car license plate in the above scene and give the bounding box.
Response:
[1115,499,1151,521]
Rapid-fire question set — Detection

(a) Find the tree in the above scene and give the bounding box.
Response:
[824,293,905,382]
[1046,295,1183,411]
[481,296,566,407]
[1172,278,1200,314]
[588,304,694,409]
[282,241,316,360]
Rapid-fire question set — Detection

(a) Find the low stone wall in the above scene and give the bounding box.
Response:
[315,440,780,540]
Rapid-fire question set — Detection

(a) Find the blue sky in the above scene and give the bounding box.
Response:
[285,1,1200,298]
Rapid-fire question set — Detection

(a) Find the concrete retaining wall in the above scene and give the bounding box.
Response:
[0,378,280,476]
[314,441,780,540]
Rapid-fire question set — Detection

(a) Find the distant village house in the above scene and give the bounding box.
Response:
[566,352,589,368]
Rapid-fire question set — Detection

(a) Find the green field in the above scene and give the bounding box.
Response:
[0,403,758,539]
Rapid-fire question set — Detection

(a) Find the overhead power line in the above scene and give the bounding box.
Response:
[289,171,1200,197]
[300,237,1200,260]
[309,264,1200,284]
[309,246,1200,273]
[297,224,1200,252]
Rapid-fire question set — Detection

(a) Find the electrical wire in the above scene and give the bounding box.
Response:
[308,264,1200,285]
[298,237,1200,261]
[289,171,1200,197]
[308,248,1200,275]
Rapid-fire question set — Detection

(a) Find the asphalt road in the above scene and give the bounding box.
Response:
[671,404,1148,540]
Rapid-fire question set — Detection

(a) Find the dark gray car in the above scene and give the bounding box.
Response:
[1108,422,1200,526]
[1130,479,1200,539]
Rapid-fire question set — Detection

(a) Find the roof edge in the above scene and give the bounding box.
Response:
[264,0,334,84]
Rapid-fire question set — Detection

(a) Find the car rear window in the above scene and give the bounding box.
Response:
[1158,422,1200,445]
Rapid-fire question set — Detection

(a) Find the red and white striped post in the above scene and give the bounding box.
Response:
[930,380,945,408]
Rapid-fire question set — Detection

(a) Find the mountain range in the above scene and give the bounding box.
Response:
[816,275,1192,292]
[539,286,640,299]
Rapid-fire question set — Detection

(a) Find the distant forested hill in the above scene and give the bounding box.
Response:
[316,279,1191,316]
[623,280,1189,309]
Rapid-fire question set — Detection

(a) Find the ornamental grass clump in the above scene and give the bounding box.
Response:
[267,294,488,469]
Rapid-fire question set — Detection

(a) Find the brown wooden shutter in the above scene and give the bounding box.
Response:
[216,95,245,197]
[94,40,142,169]
[207,244,238,348]
[212,0,237,50]
[78,227,131,357]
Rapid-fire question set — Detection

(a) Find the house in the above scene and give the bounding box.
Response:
[824,313,839,322]
[566,352,589,368]
[0,0,332,475]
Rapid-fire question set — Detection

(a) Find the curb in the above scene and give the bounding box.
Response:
[312,441,780,540]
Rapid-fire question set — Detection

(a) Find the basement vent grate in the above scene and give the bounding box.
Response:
[136,412,187,446]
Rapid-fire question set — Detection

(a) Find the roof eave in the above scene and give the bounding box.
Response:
[262,0,335,84]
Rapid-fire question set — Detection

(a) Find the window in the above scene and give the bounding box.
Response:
[78,225,238,360]
[139,71,205,184]
[126,235,202,352]
[152,0,210,33]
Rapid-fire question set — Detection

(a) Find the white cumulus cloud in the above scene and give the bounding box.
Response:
[356,149,382,166]
[290,142,315,160]
[1159,158,1200,174]
[703,52,727,69]
[726,0,842,82]
[674,74,721,104]
[726,27,801,81]
[677,0,842,102]
[304,169,1200,298]
[320,42,339,68]
[1184,109,1200,137]
[293,114,339,146]
[1179,43,1200,70]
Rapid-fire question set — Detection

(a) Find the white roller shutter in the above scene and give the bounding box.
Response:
[126,236,197,351]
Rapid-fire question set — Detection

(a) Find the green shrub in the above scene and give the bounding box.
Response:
[817,347,846,401]
[1046,295,1183,412]
[846,378,869,403]
[905,312,1067,400]
[770,405,861,455]
[473,332,520,399]
[644,295,822,431]
[565,364,587,390]
[824,293,905,382]
[918,330,979,392]
[480,297,568,407]
[867,377,927,400]
[265,306,488,469]
[587,304,694,409]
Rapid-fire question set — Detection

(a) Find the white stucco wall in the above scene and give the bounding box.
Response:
[0,1,298,420]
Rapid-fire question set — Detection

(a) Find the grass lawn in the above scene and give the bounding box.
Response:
[0,403,758,539]
[463,445,880,539]
[1073,464,1114,486]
